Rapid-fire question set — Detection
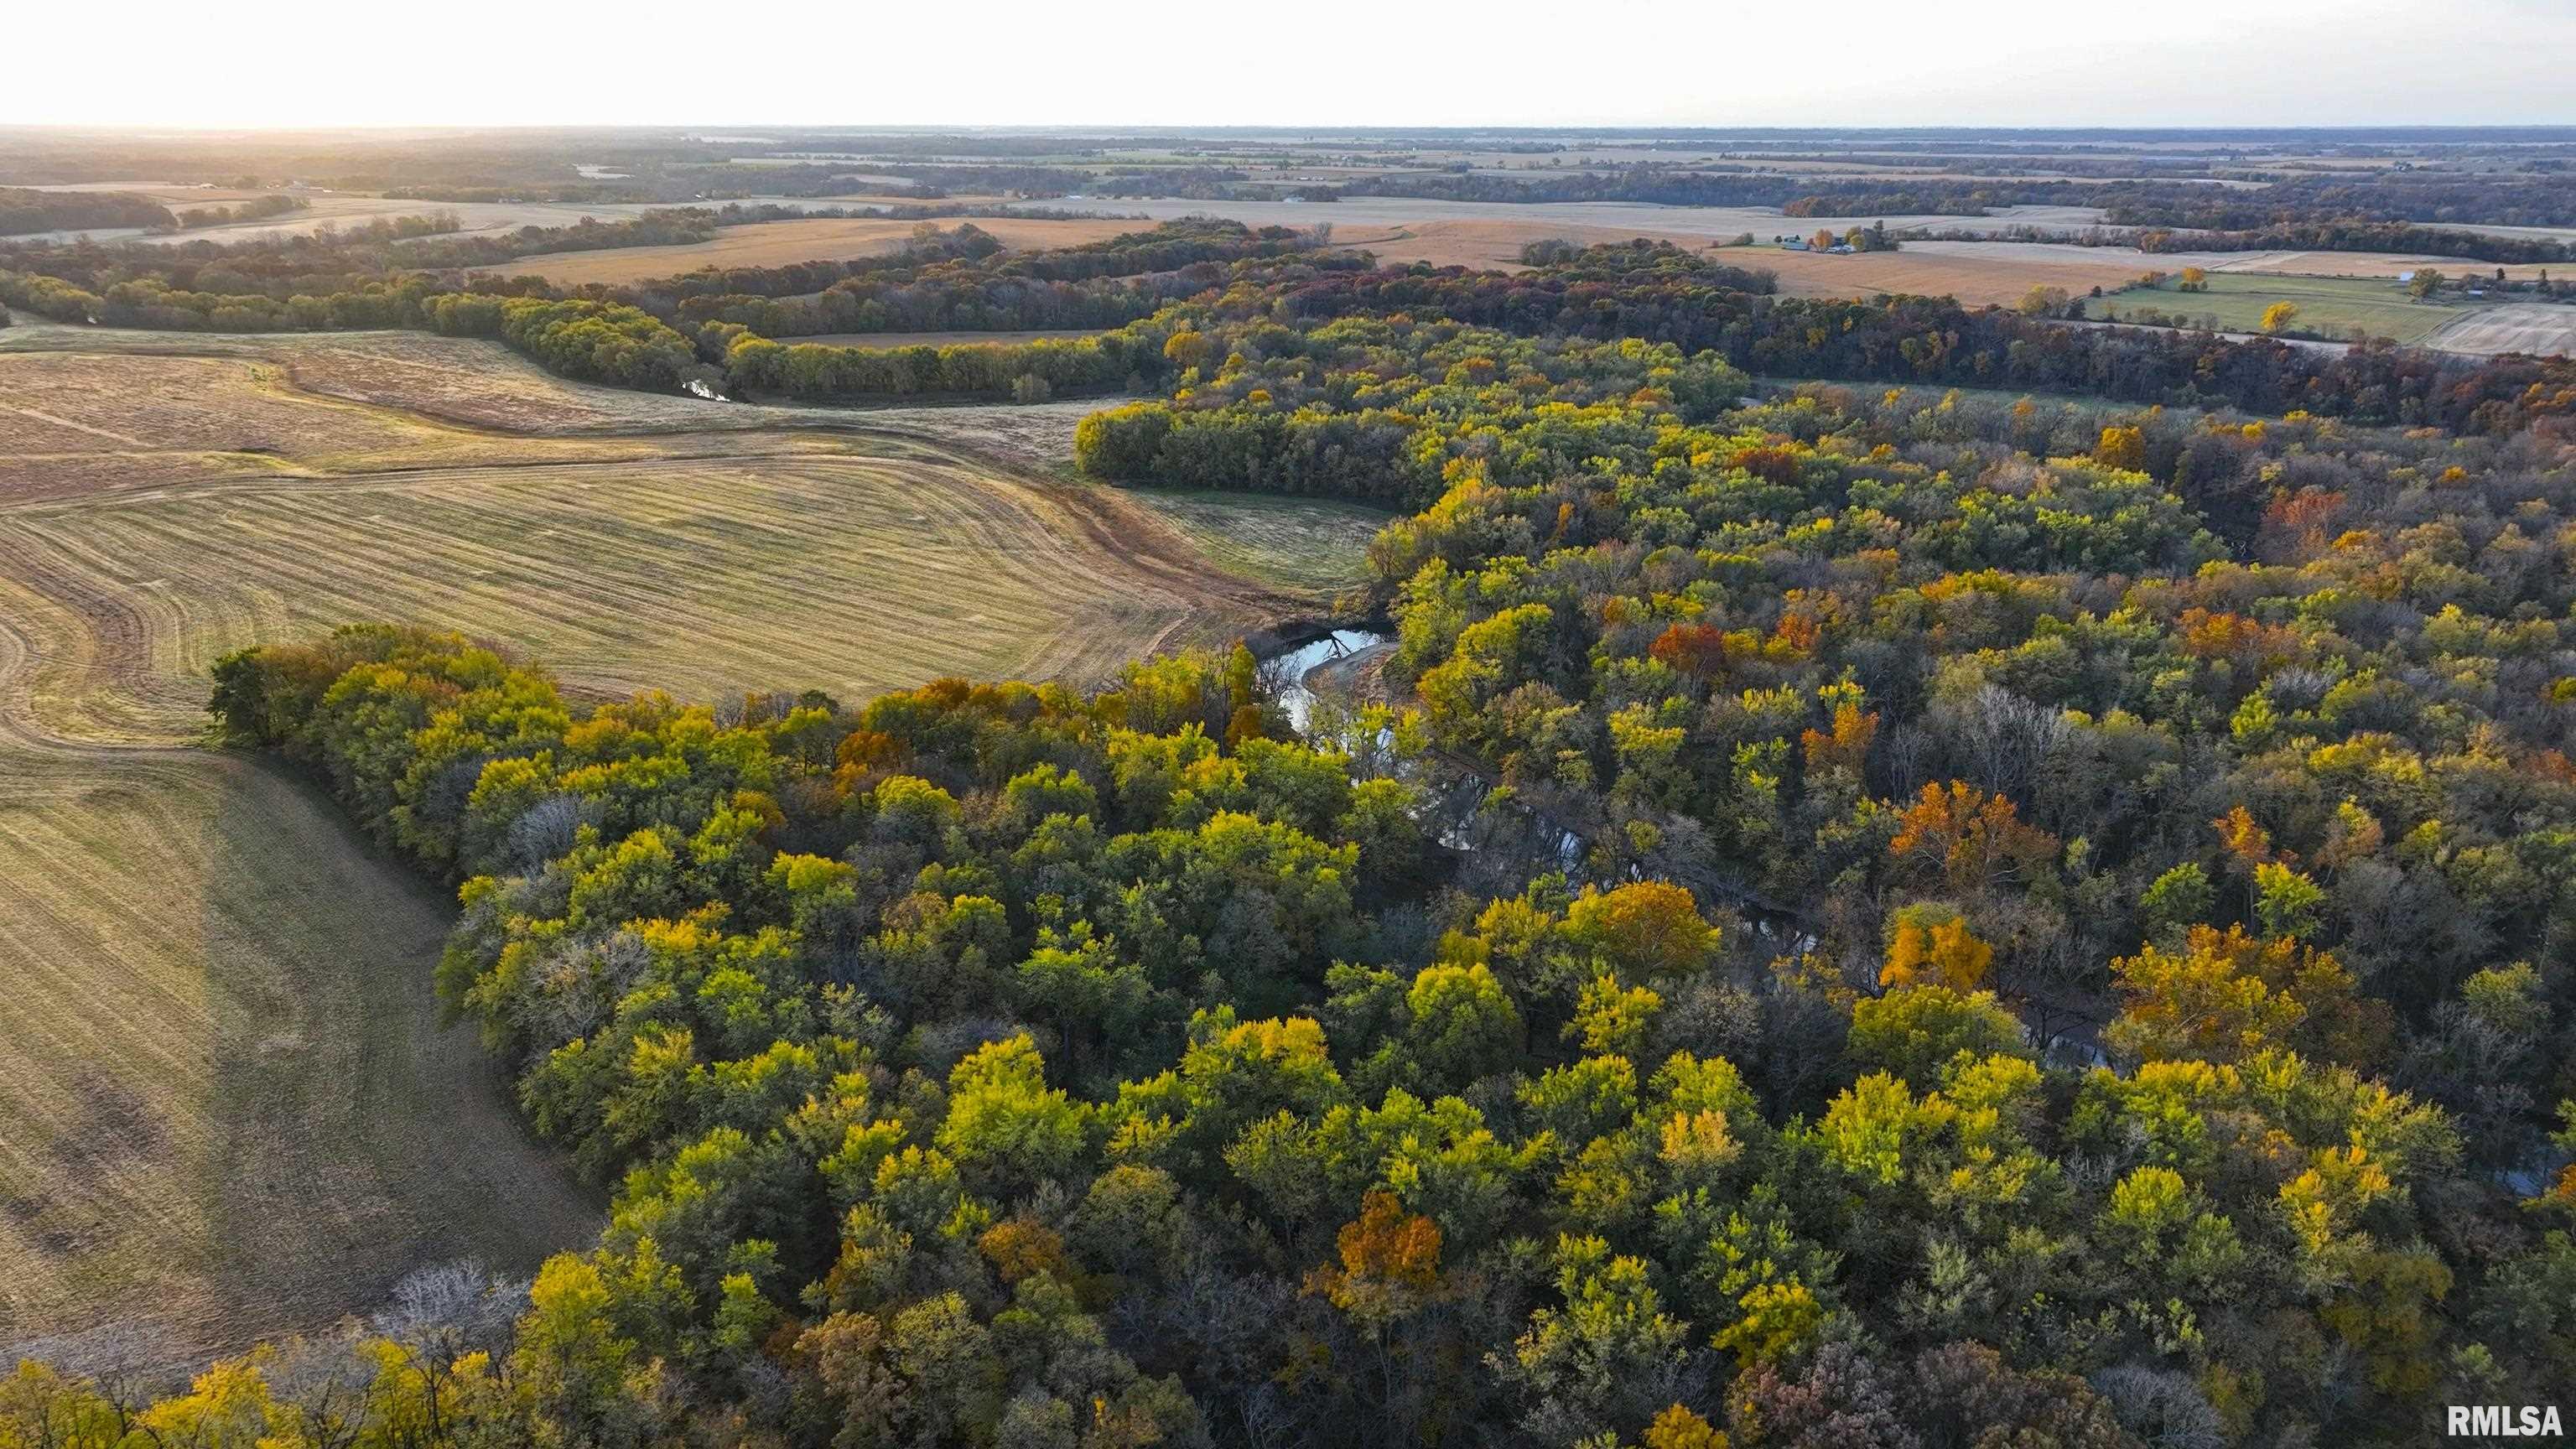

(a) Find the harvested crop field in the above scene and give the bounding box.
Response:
[1755,242,2169,306]
[2,450,1289,742]
[0,344,1301,740]
[1748,240,2542,306]
[1862,241,2558,284]
[0,323,1130,465]
[0,343,854,505]
[478,216,1145,285]
[231,330,1125,464]
[0,742,600,1374]
[1337,224,2565,309]
[0,351,442,499]
[2217,250,2556,282]
[2423,304,2576,358]
[0,341,1325,1370]
[0,323,750,437]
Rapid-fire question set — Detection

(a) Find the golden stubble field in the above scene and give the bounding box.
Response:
[0,330,1351,1371]
[2423,304,2576,358]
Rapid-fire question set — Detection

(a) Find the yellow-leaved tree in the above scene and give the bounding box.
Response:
[1880,904,1994,992]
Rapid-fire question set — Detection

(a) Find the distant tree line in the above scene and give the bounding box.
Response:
[1273,242,2576,437]
[639,219,1308,309]
[0,185,173,236]
[722,326,1163,400]
[2132,221,2573,266]
[8,224,2573,432]
[1921,220,2576,267]
[671,225,1337,340]
[173,193,308,228]
[428,294,711,390]
[2100,176,2576,231]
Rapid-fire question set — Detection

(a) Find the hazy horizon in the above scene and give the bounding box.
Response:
[11,0,2573,130]
[8,122,2576,138]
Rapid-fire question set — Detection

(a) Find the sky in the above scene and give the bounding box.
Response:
[6,0,2572,130]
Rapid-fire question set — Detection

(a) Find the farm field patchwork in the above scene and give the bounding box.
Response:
[1332,226,2543,309]
[5,186,1005,246]
[1873,241,2557,283]
[12,117,2576,1441]
[1332,222,2175,304]
[1011,193,2121,241]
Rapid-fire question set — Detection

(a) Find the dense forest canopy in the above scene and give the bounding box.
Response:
[8,213,2576,1448]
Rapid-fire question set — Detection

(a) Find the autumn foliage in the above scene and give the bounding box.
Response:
[1306,1191,1446,1323]
[1888,781,2059,890]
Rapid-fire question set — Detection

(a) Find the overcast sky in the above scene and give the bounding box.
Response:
[9,0,2572,130]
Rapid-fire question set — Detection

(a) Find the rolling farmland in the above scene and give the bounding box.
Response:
[0,335,1332,1369]
[0,449,1286,743]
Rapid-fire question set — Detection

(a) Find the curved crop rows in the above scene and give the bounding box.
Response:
[0,341,1309,1369]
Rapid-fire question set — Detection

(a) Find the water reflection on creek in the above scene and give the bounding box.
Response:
[1263,627,1393,732]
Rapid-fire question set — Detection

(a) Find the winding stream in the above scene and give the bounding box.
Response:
[1263,626,1394,731]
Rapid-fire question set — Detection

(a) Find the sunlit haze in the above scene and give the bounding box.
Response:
[9,0,2572,128]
